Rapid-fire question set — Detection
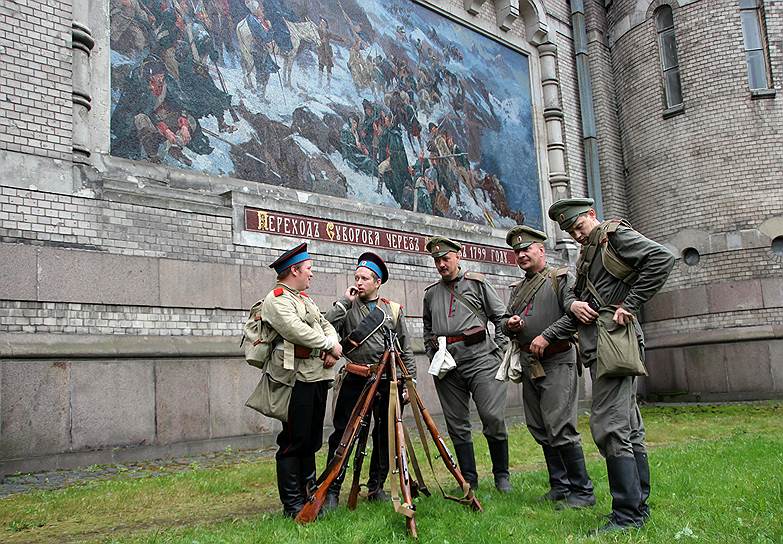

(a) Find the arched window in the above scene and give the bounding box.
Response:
[655,6,683,109]
[739,0,773,90]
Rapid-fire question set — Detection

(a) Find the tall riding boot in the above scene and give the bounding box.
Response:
[487,439,511,493]
[540,445,570,502]
[558,444,596,508]
[634,448,651,519]
[300,454,317,498]
[598,456,644,532]
[453,442,479,490]
[366,446,390,501]
[276,457,304,518]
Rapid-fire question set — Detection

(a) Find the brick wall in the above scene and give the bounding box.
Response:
[0,0,72,159]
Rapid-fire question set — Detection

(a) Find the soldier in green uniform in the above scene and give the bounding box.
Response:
[547,198,675,531]
[499,226,595,509]
[260,243,343,518]
[422,237,511,493]
[322,252,417,510]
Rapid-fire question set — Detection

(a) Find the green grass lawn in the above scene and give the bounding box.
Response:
[2,403,782,543]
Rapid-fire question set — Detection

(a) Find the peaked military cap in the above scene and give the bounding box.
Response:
[357,251,388,284]
[548,198,595,230]
[426,236,461,258]
[269,242,311,274]
[506,225,547,250]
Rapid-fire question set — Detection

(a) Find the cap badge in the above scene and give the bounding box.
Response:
[559,213,565,222]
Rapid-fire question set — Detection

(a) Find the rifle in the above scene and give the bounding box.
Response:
[296,352,389,523]
[393,348,483,512]
[388,334,417,538]
[346,410,371,509]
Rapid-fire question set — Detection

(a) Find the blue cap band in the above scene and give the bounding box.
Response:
[357,259,383,280]
[275,251,311,273]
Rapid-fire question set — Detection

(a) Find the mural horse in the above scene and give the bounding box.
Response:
[236,17,321,90]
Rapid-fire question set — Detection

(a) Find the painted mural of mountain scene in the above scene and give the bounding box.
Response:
[110,0,542,228]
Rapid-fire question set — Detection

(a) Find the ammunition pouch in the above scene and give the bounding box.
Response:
[462,325,486,346]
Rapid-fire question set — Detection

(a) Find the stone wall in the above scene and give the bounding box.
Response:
[602,0,783,400]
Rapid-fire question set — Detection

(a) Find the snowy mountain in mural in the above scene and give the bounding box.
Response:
[110,0,542,228]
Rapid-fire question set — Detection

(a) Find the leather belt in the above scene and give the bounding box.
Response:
[294,344,317,359]
[519,339,572,358]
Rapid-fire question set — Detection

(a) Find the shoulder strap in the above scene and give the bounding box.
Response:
[549,266,569,295]
[508,272,548,314]
[388,301,401,327]
[450,287,487,326]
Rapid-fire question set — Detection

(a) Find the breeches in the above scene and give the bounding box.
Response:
[589,367,646,458]
[522,362,581,448]
[434,364,508,445]
[276,380,330,460]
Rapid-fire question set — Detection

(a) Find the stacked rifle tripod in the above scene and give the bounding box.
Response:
[295,329,482,538]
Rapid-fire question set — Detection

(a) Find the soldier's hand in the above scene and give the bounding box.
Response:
[330,342,343,359]
[530,335,549,358]
[570,301,599,324]
[322,354,338,369]
[401,386,410,406]
[344,286,358,302]
[506,315,524,331]
[613,307,635,326]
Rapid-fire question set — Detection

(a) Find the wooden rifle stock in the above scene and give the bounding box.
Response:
[295,351,390,523]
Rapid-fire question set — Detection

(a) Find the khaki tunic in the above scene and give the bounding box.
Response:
[500,266,581,447]
[262,283,338,383]
[422,269,509,444]
[569,223,675,458]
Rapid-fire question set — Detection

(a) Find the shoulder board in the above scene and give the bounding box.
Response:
[300,292,309,298]
[424,281,440,291]
[553,266,569,277]
[380,297,390,304]
[463,271,486,282]
[273,287,284,297]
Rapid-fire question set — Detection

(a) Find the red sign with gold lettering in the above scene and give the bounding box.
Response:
[244,208,516,266]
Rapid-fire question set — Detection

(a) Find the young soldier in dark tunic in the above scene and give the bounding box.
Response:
[422,237,511,493]
[499,226,595,509]
[323,252,417,510]
[548,198,675,532]
[261,243,343,518]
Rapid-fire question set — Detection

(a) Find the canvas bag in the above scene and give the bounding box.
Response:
[585,280,647,380]
[241,299,279,369]
[245,353,298,422]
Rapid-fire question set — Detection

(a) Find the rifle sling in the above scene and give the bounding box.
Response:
[450,287,487,326]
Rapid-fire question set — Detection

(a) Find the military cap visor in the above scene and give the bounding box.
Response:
[356,251,388,284]
[426,236,462,258]
[548,198,595,230]
[269,242,311,274]
[506,225,547,250]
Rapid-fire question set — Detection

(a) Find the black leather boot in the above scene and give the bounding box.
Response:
[558,444,596,508]
[453,442,479,490]
[540,445,570,501]
[487,439,511,493]
[322,446,343,513]
[276,457,304,518]
[634,447,651,519]
[597,456,644,532]
[300,454,317,498]
[366,439,390,500]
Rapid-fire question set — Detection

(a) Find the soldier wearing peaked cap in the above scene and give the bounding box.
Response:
[255,243,343,518]
[499,225,595,509]
[322,252,417,510]
[422,236,511,493]
[548,198,675,532]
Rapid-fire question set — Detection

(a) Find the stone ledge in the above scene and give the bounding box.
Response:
[645,324,783,350]
[0,333,428,359]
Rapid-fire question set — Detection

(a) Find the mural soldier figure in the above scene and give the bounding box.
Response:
[323,252,417,510]
[498,226,596,509]
[260,243,343,518]
[316,17,345,90]
[422,237,511,493]
[548,198,675,532]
